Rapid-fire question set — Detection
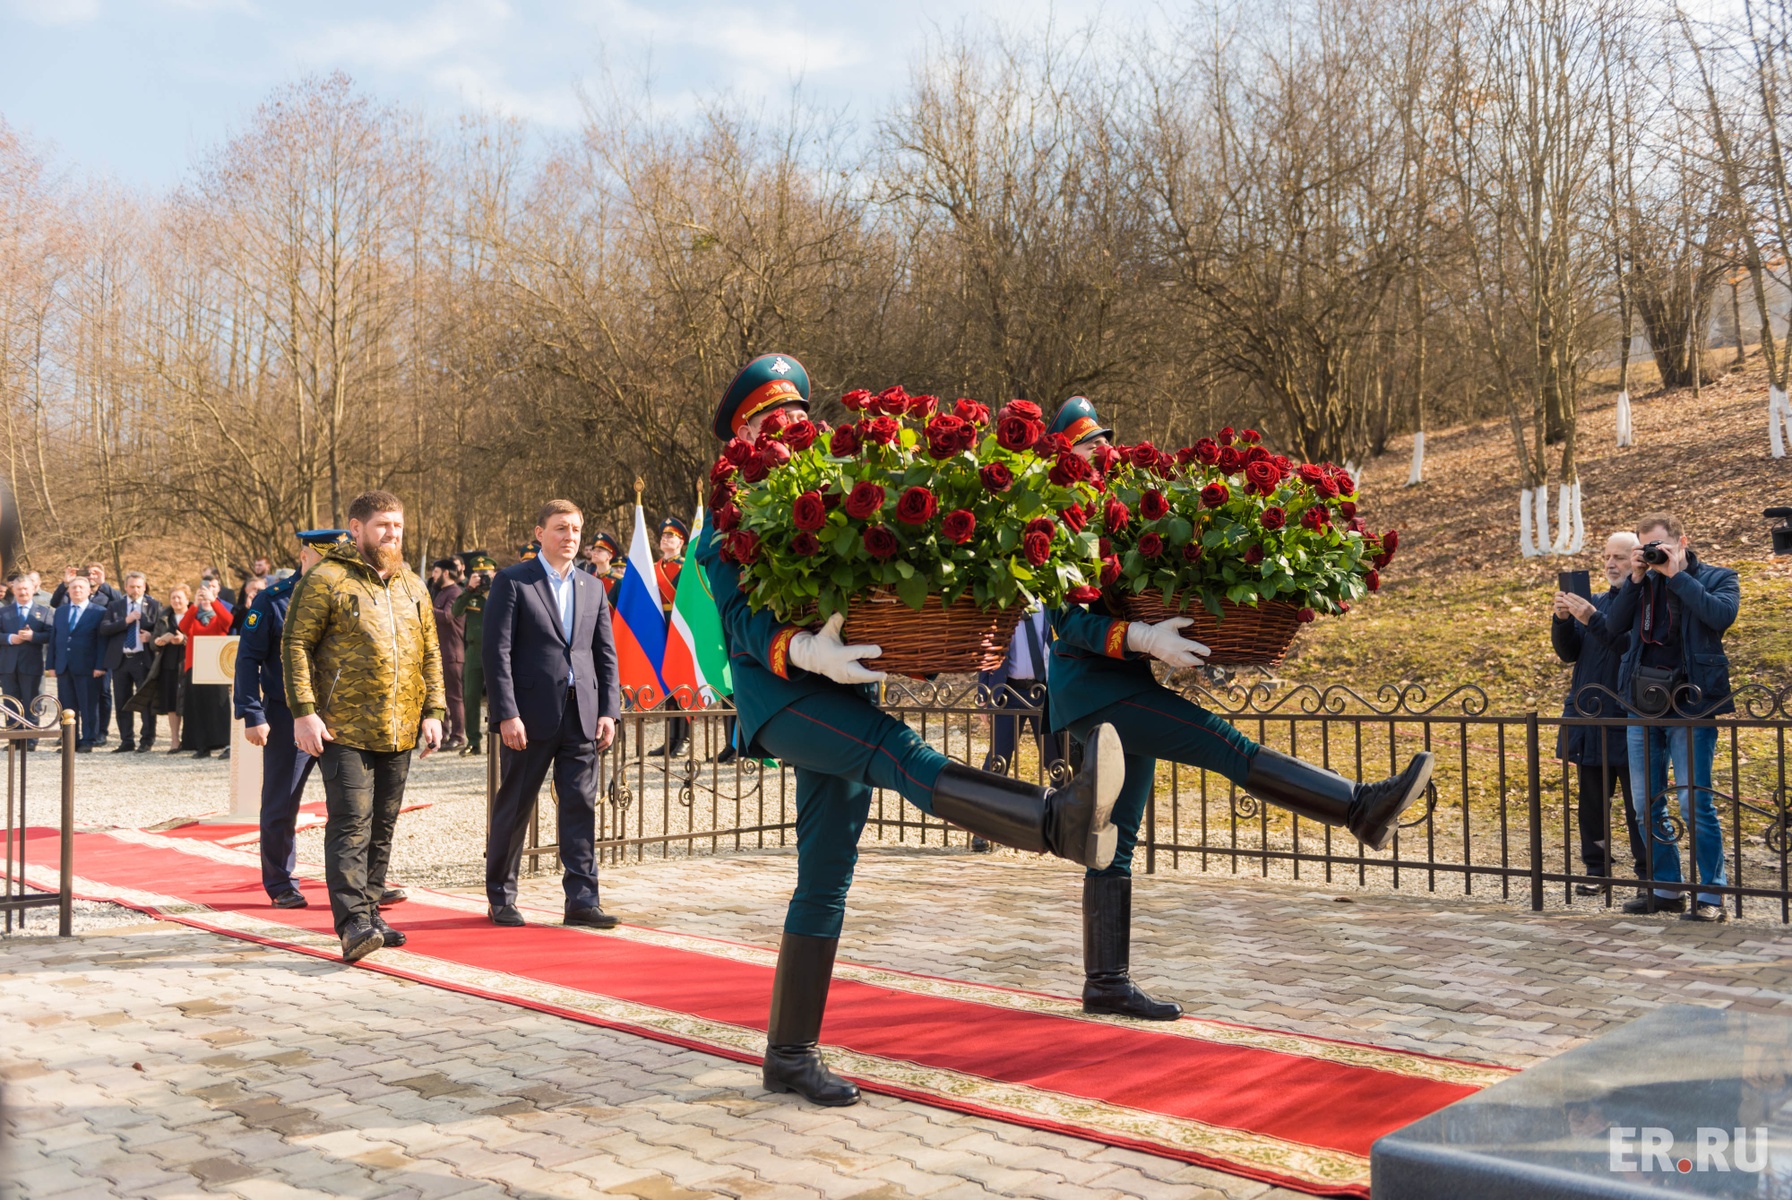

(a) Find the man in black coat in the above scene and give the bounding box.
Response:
[0,572,52,734]
[482,499,622,929]
[1552,532,1643,894]
[99,571,163,752]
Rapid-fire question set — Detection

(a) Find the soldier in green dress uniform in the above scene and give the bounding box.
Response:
[702,352,1127,1109]
[1044,395,1434,1022]
[453,551,497,754]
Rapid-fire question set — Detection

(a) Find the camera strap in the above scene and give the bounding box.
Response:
[1639,575,1675,646]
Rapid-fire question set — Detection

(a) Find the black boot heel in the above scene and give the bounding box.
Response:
[1081,875,1182,1021]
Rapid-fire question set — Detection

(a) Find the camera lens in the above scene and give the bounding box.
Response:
[1642,544,1668,565]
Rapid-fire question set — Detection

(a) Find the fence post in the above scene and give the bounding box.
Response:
[59,710,74,938]
[1526,712,1543,912]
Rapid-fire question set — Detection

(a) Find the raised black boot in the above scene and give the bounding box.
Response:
[928,723,1122,869]
[762,932,860,1107]
[1082,875,1182,1021]
[1242,747,1434,852]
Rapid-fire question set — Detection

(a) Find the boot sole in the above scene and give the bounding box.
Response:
[1083,724,1124,870]
[1363,752,1435,851]
[762,1076,862,1106]
[341,930,384,963]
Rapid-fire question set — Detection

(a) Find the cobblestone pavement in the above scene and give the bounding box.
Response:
[11,845,1792,1199]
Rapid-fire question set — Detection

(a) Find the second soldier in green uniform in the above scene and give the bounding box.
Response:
[453,552,496,755]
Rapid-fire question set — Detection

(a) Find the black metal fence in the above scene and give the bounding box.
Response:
[495,678,1792,921]
[1,695,76,937]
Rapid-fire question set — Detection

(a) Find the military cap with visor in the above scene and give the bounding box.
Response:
[713,352,810,441]
[1048,396,1113,447]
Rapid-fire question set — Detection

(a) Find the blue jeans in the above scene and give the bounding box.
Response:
[1628,724,1726,906]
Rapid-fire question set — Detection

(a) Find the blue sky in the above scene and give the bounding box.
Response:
[0,0,1117,188]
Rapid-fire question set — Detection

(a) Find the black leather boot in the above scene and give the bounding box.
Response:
[928,723,1122,869]
[1242,747,1435,851]
[762,932,860,1107]
[649,715,690,757]
[1082,875,1182,1021]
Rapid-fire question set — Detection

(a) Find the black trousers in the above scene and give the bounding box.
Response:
[486,690,600,909]
[111,653,157,747]
[319,743,413,933]
[1578,761,1643,877]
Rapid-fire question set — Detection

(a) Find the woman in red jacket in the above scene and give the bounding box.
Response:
[178,578,233,757]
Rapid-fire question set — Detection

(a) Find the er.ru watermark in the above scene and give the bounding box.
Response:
[1609,1127,1769,1174]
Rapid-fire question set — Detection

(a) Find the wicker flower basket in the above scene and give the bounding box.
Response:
[1119,593,1304,667]
[839,591,1025,679]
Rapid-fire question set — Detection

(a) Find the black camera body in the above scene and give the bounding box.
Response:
[1767,507,1792,557]
[1641,541,1671,566]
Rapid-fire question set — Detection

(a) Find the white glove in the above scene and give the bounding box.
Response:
[789,612,887,684]
[1126,617,1210,669]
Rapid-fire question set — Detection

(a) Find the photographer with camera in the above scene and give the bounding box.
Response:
[1606,513,1741,921]
[1552,532,1645,896]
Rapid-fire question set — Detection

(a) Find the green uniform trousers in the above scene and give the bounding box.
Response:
[755,691,949,939]
[1067,687,1259,880]
[463,649,484,749]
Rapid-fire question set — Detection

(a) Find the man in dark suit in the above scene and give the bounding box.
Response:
[483,499,622,929]
[45,573,107,750]
[99,571,162,752]
[80,564,124,746]
[0,572,52,733]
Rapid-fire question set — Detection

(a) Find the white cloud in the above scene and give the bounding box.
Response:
[9,0,101,26]
[293,0,513,73]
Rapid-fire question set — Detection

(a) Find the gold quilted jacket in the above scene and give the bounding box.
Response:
[281,541,446,752]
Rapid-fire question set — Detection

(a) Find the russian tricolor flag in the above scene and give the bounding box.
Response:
[611,503,668,705]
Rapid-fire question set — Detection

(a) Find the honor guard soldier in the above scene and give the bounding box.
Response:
[452,551,497,754]
[234,528,343,908]
[701,352,1126,1108]
[586,532,623,596]
[1045,395,1433,1022]
[648,515,692,756]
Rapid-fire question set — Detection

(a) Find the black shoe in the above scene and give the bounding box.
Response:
[763,932,859,1106]
[135,743,153,753]
[111,743,135,753]
[340,917,383,962]
[489,904,524,926]
[647,741,690,758]
[1241,747,1434,851]
[194,749,212,759]
[969,836,992,853]
[462,742,482,756]
[378,888,407,907]
[714,745,738,764]
[565,905,620,929]
[927,723,1122,869]
[166,745,183,755]
[1681,902,1728,923]
[370,914,406,946]
[270,890,308,909]
[219,748,230,761]
[1621,894,1686,915]
[1081,875,1183,1021]
[1574,882,1606,896]
[75,744,93,753]
[445,735,467,750]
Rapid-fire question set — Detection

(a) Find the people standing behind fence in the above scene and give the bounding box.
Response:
[1551,532,1644,896]
[0,573,52,737]
[45,573,106,751]
[972,606,1069,852]
[649,515,690,757]
[178,579,233,758]
[100,571,162,753]
[432,559,467,750]
[284,490,445,963]
[1607,512,1741,922]
[151,585,189,751]
[452,552,496,755]
[483,500,622,929]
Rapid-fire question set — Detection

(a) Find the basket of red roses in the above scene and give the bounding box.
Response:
[709,389,1105,678]
[1092,427,1398,668]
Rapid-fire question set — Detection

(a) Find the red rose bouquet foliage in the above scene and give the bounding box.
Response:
[711,388,1103,623]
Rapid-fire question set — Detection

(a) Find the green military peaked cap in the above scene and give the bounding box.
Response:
[466,551,497,572]
[713,352,810,441]
[1048,396,1113,446]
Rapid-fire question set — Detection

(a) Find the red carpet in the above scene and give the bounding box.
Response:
[13,827,1513,1196]
[157,799,430,846]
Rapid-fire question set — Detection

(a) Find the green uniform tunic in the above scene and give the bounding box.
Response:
[452,581,488,749]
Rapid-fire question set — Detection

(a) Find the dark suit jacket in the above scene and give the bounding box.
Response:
[1551,587,1631,765]
[0,599,53,675]
[46,601,107,676]
[483,558,621,742]
[99,594,164,671]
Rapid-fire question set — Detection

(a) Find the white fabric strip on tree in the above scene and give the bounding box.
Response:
[1615,391,1633,447]
[1407,432,1425,486]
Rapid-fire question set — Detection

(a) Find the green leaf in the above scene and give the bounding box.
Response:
[895,570,928,610]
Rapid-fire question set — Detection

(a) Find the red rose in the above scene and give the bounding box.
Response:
[1301,506,1329,531]
[792,490,827,531]
[840,388,873,412]
[1025,517,1057,540]
[1365,569,1381,591]
[1139,489,1169,520]
[790,532,821,556]
[1245,460,1279,493]
[1103,499,1130,531]
[1338,500,1357,519]
[1244,545,1264,565]
[1346,517,1366,534]
[1100,555,1121,586]
[1049,451,1092,486]
[1339,600,1352,613]
[1182,541,1203,563]
[739,453,771,483]
[1373,552,1391,568]
[895,485,938,525]
[1060,504,1087,533]
[1098,536,1112,558]
[942,509,977,543]
[1139,532,1164,558]
[1176,446,1200,466]
[860,416,900,445]
[1217,446,1244,474]
[708,481,736,510]
[1382,529,1399,558]
[1297,463,1326,487]
[726,530,761,564]
[781,419,817,451]
[1034,431,1071,457]
[709,458,736,484]
[1297,607,1317,624]
[954,398,990,425]
[997,415,1042,452]
[712,502,741,532]
[760,440,792,467]
[863,525,899,559]
[1273,454,1293,479]
[909,393,940,419]
[1218,425,1235,442]
[1244,445,1271,466]
[1260,506,1286,530]
[723,437,754,466]
[924,414,970,459]
[844,482,886,519]
[1067,585,1102,604]
[874,385,910,415]
[1200,482,1230,508]
[980,462,1013,492]
[829,425,861,456]
[1312,470,1339,499]
[1023,531,1053,566]
[1094,444,1123,474]
[1331,468,1356,495]
[999,399,1043,423]
[1193,437,1220,465]
[1127,442,1158,468]
[1241,428,1261,444]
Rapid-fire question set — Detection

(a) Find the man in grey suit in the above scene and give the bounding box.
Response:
[482,499,622,929]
